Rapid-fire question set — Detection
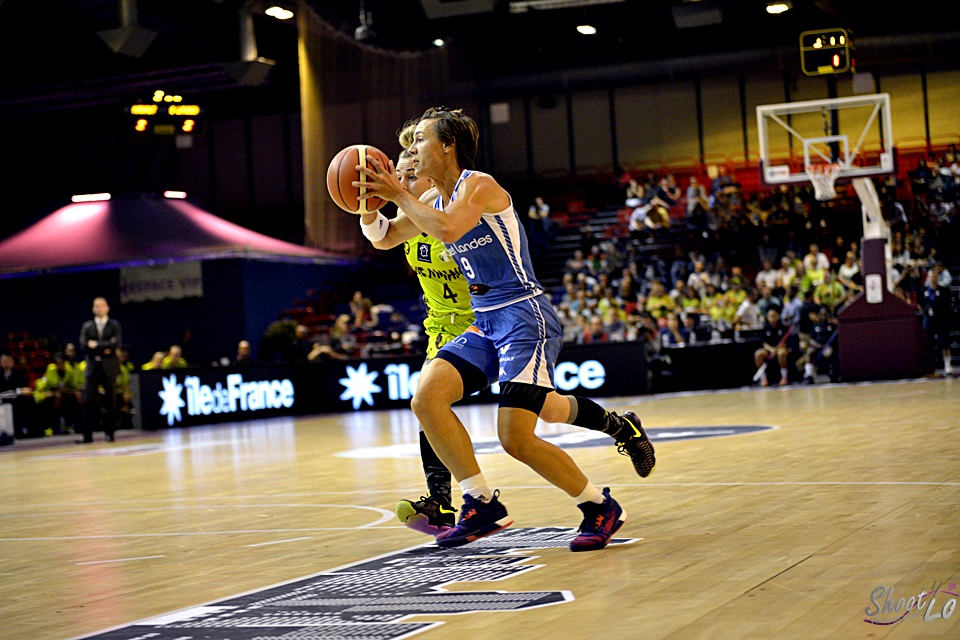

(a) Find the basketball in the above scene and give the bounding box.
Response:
[326,144,391,214]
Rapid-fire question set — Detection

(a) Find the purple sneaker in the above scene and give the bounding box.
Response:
[570,488,627,552]
[435,490,512,548]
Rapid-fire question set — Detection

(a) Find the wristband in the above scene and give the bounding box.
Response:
[360,212,389,242]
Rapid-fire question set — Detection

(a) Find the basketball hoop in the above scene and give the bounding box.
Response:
[806,163,842,201]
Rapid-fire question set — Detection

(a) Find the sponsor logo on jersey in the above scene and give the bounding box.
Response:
[417,242,431,263]
[470,283,492,296]
[449,234,493,254]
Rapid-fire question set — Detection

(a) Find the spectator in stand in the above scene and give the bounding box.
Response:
[703,283,732,333]
[735,288,764,331]
[644,280,675,321]
[921,264,955,375]
[601,306,628,342]
[802,243,831,275]
[348,290,366,318]
[625,178,645,208]
[754,308,792,387]
[780,285,803,327]
[34,351,83,435]
[725,276,747,307]
[757,286,782,317]
[564,249,588,276]
[527,196,552,258]
[353,297,381,330]
[658,312,689,347]
[527,196,551,234]
[161,345,188,369]
[813,271,846,313]
[775,255,799,296]
[835,251,863,294]
[686,260,709,297]
[141,351,165,370]
[682,314,701,344]
[234,340,255,366]
[685,176,709,226]
[710,165,741,209]
[115,347,135,432]
[63,341,80,368]
[579,315,610,344]
[676,282,702,318]
[328,314,357,358]
[755,258,778,292]
[656,173,682,206]
[1,352,36,438]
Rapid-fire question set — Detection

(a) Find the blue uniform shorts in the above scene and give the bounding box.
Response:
[436,294,563,390]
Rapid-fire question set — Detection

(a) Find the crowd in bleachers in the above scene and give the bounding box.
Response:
[548,150,959,383]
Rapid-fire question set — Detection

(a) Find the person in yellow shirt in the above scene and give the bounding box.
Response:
[644,280,675,320]
[34,351,84,435]
[141,351,165,370]
[160,345,187,369]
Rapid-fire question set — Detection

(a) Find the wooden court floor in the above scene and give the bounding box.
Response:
[1,377,957,640]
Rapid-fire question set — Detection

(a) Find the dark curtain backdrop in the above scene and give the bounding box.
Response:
[298,0,473,255]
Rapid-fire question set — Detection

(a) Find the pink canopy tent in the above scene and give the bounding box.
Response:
[0,196,339,276]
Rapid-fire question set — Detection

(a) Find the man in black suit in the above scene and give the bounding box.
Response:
[79,296,122,443]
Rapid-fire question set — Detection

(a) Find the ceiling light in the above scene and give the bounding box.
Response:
[71,193,111,203]
[511,0,624,14]
[265,6,294,20]
[433,38,445,47]
[577,25,597,35]
[766,1,792,14]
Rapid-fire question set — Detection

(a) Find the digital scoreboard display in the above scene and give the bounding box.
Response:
[800,28,854,76]
[129,90,202,135]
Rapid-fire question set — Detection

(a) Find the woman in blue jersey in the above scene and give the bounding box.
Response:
[358,107,654,552]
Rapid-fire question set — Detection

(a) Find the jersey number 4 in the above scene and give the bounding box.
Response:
[442,282,458,304]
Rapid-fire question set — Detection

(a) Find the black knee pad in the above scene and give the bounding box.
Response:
[499,381,550,414]
[433,350,489,397]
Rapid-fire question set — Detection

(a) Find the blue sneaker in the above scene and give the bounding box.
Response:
[435,490,513,548]
[616,411,656,478]
[569,488,627,552]
[396,495,456,537]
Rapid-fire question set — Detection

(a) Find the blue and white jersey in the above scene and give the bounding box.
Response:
[435,170,544,313]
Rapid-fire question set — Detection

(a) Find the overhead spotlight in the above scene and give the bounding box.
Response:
[97,0,158,58]
[265,6,294,20]
[577,24,597,35]
[432,38,445,47]
[766,1,792,14]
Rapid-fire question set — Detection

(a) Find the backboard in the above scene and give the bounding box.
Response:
[756,93,893,185]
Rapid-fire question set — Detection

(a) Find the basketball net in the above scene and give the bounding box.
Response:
[805,163,842,201]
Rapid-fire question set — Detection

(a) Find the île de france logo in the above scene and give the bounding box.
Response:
[864,579,958,625]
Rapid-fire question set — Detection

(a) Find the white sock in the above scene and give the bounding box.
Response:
[805,363,815,377]
[576,482,604,505]
[459,473,493,503]
[780,367,788,379]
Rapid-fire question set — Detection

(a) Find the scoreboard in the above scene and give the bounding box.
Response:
[800,28,854,76]
[129,90,202,135]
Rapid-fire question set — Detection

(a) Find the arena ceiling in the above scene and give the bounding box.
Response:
[1,0,958,116]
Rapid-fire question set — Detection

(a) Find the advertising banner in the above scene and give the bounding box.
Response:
[119,262,203,303]
[133,342,649,430]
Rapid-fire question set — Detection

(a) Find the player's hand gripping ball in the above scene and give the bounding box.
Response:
[326,144,390,214]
